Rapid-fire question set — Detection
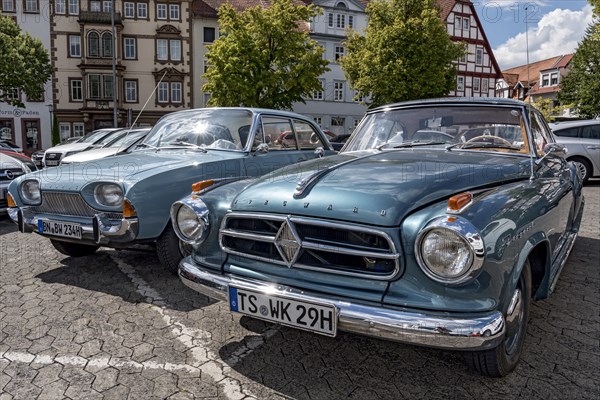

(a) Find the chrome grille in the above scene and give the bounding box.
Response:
[220,213,401,280]
[31,191,122,219]
[0,168,24,182]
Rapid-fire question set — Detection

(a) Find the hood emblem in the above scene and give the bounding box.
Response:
[5,170,14,180]
[274,218,302,267]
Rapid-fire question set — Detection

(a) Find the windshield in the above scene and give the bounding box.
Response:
[345,105,529,154]
[142,109,254,151]
[79,128,116,144]
[106,129,148,148]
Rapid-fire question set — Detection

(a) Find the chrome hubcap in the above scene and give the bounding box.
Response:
[575,162,587,180]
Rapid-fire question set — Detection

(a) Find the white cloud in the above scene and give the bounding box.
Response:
[493,4,594,70]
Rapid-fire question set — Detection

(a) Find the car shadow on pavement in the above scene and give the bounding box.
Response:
[0,215,17,236]
[36,248,215,313]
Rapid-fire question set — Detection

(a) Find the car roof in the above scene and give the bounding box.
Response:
[161,107,318,122]
[548,119,600,130]
[369,97,528,113]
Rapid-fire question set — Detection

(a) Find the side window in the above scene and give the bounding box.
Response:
[293,120,324,150]
[581,124,600,140]
[530,112,553,155]
[553,127,579,138]
[260,116,296,150]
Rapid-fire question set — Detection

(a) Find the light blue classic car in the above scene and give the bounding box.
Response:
[6,108,334,271]
[172,98,584,377]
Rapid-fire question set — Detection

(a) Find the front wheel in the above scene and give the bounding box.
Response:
[156,222,192,274]
[50,240,99,257]
[569,157,592,183]
[467,259,532,377]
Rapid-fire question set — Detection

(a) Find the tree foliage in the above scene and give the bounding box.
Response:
[558,21,600,118]
[339,0,464,108]
[0,16,52,107]
[531,97,573,122]
[51,113,59,146]
[202,0,329,109]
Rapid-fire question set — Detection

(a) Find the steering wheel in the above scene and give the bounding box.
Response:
[310,132,321,145]
[465,135,513,146]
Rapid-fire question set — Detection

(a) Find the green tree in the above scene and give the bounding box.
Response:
[339,0,464,107]
[531,97,573,122]
[558,21,600,118]
[202,0,329,109]
[51,114,59,146]
[0,16,52,107]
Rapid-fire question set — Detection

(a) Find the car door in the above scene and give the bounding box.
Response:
[245,115,332,177]
[581,123,600,174]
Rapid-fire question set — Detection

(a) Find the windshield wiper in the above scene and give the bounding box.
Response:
[163,141,208,152]
[446,142,522,151]
[134,142,159,151]
[377,141,447,150]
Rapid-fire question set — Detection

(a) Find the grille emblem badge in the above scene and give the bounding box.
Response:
[274,218,302,267]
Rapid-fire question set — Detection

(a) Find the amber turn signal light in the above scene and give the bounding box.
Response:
[447,192,473,212]
[7,193,16,208]
[192,179,215,193]
[123,198,137,218]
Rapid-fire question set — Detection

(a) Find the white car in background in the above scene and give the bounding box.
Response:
[549,119,600,183]
[43,127,125,167]
[61,128,151,164]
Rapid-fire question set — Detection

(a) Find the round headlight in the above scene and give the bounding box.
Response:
[20,179,41,204]
[94,183,123,207]
[171,200,210,245]
[415,217,484,285]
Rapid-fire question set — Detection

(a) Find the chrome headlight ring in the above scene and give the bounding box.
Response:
[170,197,210,246]
[415,216,485,285]
[20,179,41,205]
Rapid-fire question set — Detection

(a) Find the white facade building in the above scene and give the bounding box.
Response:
[0,1,53,154]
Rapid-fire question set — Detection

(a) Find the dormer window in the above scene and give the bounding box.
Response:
[335,2,347,8]
[550,72,558,86]
[541,74,549,87]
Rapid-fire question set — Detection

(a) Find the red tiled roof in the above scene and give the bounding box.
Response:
[502,54,572,87]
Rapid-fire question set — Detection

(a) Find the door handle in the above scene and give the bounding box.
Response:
[586,146,600,150]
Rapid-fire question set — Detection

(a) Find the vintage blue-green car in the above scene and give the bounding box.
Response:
[6,108,334,271]
[172,98,584,377]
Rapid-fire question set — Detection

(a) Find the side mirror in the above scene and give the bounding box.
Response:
[314,146,324,158]
[254,143,269,155]
[536,143,567,165]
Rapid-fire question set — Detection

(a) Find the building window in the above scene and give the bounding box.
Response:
[24,0,39,12]
[102,0,111,12]
[156,39,181,62]
[68,0,78,14]
[2,0,15,12]
[73,123,85,137]
[156,3,166,19]
[55,0,65,13]
[475,48,483,65]
[135,2,146,17]
[2,87,20,102]
[354,90,364,103]
[336,13,345,29]
[88,74,113,99]
[157,82,169,103]
[457,76,464,91]
[59,123,71,141]
[203,59,209,73]
[313,117,322,126]
[124,1,134,17]
[70,79,83,101]
[101,32,113,57]
[90,0,100,12]
[124,80,138,102]
[541,74,549,87]
[348,15,353,29]
[482,78,489,93]
[87,31,100,57]
[473,77,480,92]
[0,120,14,141]
[459,52,466,63]
[123,37,136,59]
[334,81,344,101]
[463,17,470,30]
[331,116,345,130]
[334,45,344,62]
[203,27,215,43]
[171,82,182,103]
[327,13,333,28]
[312,80,324,100]
[550,72,558,86]
[69,35,81,57]
[169,3,179,20]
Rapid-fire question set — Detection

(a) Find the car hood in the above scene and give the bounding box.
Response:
[61,147,121,163]
[45,142,95,154]
[231,149,532,227]
[23,149,243,191]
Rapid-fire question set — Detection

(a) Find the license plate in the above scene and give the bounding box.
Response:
[46,160,59,166]
[229,287,337,336]
[38,219,82,239]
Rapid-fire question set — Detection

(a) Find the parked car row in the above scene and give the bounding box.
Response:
[5,98,586,378]
[550,119,600,183]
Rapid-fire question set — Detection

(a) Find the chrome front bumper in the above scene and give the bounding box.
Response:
[8,207,138,245]
[179,258,506,351]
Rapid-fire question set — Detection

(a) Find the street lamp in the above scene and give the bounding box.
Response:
[46,103,54,144]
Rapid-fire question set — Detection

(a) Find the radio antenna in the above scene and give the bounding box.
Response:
[525,5,535,180]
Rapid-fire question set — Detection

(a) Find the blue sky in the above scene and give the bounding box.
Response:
[472,1,594,70]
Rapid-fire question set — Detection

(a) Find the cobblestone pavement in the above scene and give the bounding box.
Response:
[1,182,598,400]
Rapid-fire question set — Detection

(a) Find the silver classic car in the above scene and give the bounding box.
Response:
[172,98,584,377]
[6,108,334,271]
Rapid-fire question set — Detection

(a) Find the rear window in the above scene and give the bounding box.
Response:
[581,124,600,140]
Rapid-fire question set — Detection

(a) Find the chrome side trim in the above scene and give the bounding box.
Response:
[219,212,401,280]
[179,258,505,351]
